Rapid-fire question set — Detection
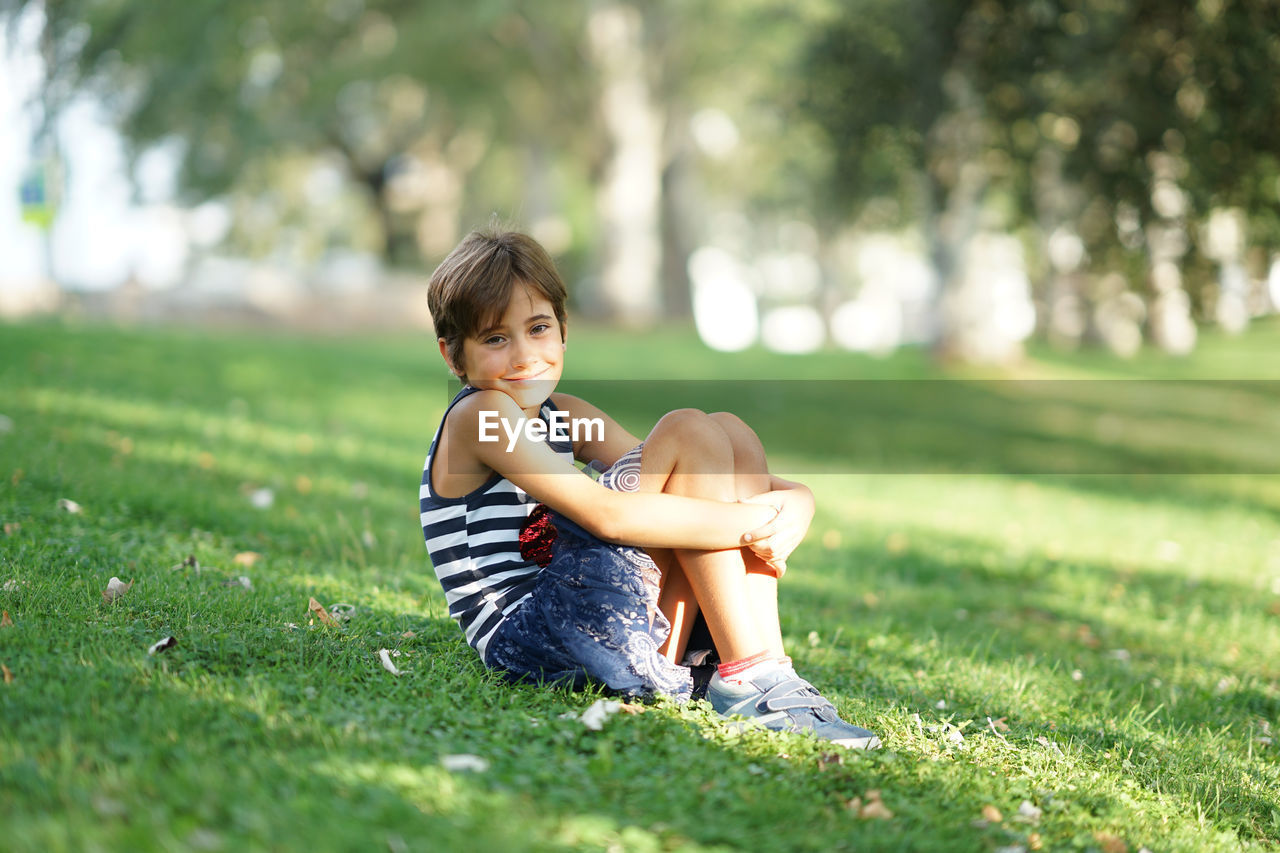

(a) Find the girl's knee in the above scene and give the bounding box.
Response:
[652,408,732,453]
[709,412,766,467]
[645,409,735,478]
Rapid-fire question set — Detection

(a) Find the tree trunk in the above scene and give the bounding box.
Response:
[586,1,663,325]
[1145,151,1197,355]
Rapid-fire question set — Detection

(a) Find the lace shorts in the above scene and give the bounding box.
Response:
[484,445,694,701]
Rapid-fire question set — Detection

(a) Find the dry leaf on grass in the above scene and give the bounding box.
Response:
[1017,801,1043,823]
[3,522,20,535]
[1036,735,1065,756]
[233,551,261,567]
[378,649,402,675]
[171,555,201,573]
[102,577,134,604]
[847,789,893,820]
[441,754,488,773]
[982,805,1004,823]
[147,636,177,655]
[308,597,341,627]
[1,611,12,628]
[401,631,416,639]
[2,663,12,684]
[1095,833,1128,853]
[57,498,82,514]
[581,698,623,731]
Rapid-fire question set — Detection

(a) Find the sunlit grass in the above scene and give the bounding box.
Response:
[1,318,1278,852]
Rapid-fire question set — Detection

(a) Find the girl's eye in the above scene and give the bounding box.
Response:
[484,335,505,345]
[531,324,550,335]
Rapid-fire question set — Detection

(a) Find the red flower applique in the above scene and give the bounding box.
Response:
[519,504,558,568]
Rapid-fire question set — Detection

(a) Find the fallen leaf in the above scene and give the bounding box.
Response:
[1028,832,1043,850]
[2,663,11,684]
[1017,800,1043,822]
[848,789,893,820]
[171,554,200,572]
[982,805,1004,823]
[3,522,19,536]
[327,603,356,623]
[581,698,623,730]
[308,597,340,627]
[57,498,82,514]
[400,631,416,639]
[987,716,1009,732]
[378,648,402,675]
[102,577,134,604]
[1095,833,1128,853]
[859,799,894,820]
[440,754,488,773]
[617,702,643,715]
[0,611,12,629]
[233,551,262,567]
[147,636,177,655]
[1036,735,1065,755]
[817,752,845,769]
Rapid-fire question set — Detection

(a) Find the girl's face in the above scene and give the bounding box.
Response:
[442,282,565,415]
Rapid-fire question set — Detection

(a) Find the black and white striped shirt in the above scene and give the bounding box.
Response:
[419,387,574,662]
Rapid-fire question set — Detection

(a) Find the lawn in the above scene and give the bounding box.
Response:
[1,317,1278,852]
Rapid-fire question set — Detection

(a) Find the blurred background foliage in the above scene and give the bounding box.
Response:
[5,0,1280,363]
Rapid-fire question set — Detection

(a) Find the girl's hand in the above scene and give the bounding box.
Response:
[740,485,815,577]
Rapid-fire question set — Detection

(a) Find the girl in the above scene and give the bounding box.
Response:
[420,228,879,749]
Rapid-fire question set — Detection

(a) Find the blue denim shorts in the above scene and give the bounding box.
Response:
[485,473,693,702]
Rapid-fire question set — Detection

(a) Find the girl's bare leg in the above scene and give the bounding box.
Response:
[708,411,785,658]
[636,409,783,663]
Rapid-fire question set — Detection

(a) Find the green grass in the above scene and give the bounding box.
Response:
[1,317,1278,852]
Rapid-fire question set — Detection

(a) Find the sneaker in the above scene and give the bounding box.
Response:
[706,665,881,750]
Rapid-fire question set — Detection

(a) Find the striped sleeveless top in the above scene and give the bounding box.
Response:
[419,386,575,662]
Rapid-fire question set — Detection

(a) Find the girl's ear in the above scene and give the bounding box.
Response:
[437,337,463,377]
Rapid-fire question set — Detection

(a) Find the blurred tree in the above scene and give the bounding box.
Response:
[9,0,834,323]
[13,0,592,268]
[804,0,1280,359]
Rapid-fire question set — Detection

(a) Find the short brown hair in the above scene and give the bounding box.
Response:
[427,228,568,380]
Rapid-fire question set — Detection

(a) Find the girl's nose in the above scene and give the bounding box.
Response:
[509,340,533,369]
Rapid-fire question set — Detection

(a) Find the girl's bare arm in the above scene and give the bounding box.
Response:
[448,390,775,549]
